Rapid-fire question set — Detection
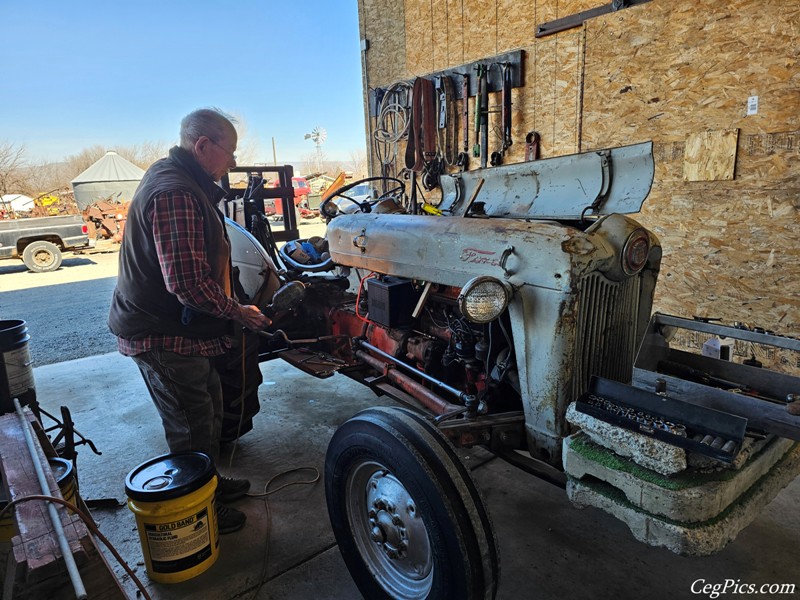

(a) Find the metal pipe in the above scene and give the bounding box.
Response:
[355,350,461,415]
[356,339,471,403]
[14,399,87,600]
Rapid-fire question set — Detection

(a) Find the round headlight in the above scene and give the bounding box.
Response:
[622,229,651,276]
[457,277,512,323]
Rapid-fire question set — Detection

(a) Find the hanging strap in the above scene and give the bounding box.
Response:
[405,77,438,172]
[436,75,459,167]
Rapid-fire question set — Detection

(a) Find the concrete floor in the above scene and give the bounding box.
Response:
[31,352,800,600]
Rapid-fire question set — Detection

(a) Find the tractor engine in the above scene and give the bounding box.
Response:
[234,141,661,468]
[314,209,661,465]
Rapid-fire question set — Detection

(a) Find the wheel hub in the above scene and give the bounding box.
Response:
[369,503,407,558]
[360,468,432,577]
[34,250,53,266]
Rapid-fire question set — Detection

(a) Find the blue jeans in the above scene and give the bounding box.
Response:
[132,350,223,462]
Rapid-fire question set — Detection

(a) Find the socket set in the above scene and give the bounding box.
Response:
[576,376,748,463]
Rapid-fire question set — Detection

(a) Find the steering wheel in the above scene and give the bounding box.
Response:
[319,176,405,220]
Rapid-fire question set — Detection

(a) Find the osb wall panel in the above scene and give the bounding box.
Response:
[582,0,800,148]
[432,0,451,71]
[463,0,497,63]
[360,0,406,86]
[405,0,434,75]
[446,0,466,66]
[582,0,800,344]
[497,0,538,53]
[517,30,582,159]
[360,0,407,178]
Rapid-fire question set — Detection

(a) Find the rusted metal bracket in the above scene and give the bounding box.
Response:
[536,0,653,38]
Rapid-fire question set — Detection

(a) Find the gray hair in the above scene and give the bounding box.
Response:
[179,108,237,149]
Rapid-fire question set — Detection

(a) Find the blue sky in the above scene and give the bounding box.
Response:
[1,1,366,166]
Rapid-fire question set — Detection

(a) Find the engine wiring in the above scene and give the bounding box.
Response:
[355,272,378,324]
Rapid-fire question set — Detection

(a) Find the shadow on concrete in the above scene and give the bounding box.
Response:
[0,256,98,275]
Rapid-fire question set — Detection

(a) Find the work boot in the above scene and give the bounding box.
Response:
[216,504,246,535]
[216,475,250,503]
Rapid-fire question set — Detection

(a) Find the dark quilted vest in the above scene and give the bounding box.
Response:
[108,146,232,340]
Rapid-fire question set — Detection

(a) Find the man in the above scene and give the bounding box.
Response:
[109,108,270,533]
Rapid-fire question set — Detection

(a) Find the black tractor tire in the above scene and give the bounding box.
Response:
[325,406,499,600]
[22,241,63,273]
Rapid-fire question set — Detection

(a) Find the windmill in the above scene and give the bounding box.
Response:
[304,126,327,173]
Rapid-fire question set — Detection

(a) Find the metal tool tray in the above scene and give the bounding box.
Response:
[632,313,800,442]
[576,376,747,462]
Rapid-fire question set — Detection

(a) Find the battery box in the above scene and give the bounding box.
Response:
[367,277,417,328]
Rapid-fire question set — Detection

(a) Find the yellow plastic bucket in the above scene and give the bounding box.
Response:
[1,457,78,542]
[125,452,219,583]
[49,457,78,510]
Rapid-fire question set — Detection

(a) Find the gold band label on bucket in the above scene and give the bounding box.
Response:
[144,507,213,573]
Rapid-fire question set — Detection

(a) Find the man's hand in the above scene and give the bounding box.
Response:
[237,304,272,331]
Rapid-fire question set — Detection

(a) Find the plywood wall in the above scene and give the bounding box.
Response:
[580,0,800,360]
[358,0,800,363]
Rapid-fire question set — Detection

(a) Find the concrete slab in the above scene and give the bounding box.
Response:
[567,444,800,556]
[566,402,687,475]
[563,432,796,522]
[19,352,800,599]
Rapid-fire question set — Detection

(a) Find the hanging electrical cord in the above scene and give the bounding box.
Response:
[0,495,152,600]
[373,81,412,179]
[226,328,250,471]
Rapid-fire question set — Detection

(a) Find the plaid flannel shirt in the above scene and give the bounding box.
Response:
[117,191,238,357]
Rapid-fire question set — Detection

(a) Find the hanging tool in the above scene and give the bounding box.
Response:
[435,75,458,168]
[480,65,489,168]
[436,77,447,129]
[501,62,513,154]
[472,65,484,160]
[457,73,469,170]
[525,131,541,161]
[491,63,514,167]
[472,64,489,168]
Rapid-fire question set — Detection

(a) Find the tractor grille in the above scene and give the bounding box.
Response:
[573,272,642,399]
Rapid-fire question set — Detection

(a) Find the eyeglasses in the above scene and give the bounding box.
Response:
[208,137,237,162]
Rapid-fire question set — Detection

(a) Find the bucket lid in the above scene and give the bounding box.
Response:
[49,457,73,485]
[125,452,215,502]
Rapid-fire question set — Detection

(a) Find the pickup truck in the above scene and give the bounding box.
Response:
[0,215,91,272]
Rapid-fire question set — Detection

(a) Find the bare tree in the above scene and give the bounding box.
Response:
[64,145,107,181]
[118,141,169,170]
[349,148,368,179]
[301,148,329,176]
[227,111,262,166]
[23,161,70,197]
[0,141,28,197]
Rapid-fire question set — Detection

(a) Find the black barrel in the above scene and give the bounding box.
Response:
[0,320,36,414]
